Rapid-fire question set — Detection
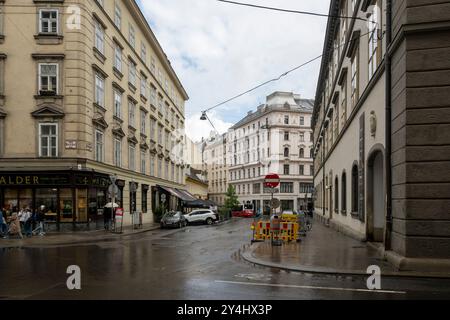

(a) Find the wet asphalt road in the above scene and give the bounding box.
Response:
[1,218,450,300]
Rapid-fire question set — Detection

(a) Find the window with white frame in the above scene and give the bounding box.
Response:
[94,73,104,107]
[114,90,122,118]
[129,145,136,171]
[158,158,162,178]
[140,110,146,135]
[39,9,58,34]
[141,75,147,98]
[150,118,156,140]
[95,130,104,162]
[141,43,147,62]
[128,100,136,127]
[351,47,359,107]
[150,155,155,176]
[114,2,121,29]
[140,151,146,174]
[150,86,156,105]
[114,138,122,167]
[94,20,104,54]
[39,123,58,157]
[129,60,136,87]
[368,3,379,79]
[114,44,122,72]
[129,24,135,48]
[150,57,156,74]
[39,63,58,94]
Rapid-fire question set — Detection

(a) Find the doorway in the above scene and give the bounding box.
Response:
[367,149,385,242]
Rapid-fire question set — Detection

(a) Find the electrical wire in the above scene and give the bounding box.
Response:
[216,0,368,22]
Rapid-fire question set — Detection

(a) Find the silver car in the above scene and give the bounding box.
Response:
[160,211,187,229]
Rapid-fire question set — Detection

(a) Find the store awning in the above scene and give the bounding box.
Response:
[175,189,198,202]
[158,186,181,198]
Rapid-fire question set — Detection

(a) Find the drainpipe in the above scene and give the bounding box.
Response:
[384,0,393,251]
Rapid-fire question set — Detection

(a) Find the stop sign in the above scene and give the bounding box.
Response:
[264,173,280,188]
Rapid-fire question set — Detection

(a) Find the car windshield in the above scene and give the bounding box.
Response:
[164,212,180,218]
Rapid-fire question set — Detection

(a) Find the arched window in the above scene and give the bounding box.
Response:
[341,171,347,213]
[284,147,289,157]
[334,176,339,213]
[351,164,358,213]
[299,148,304,158]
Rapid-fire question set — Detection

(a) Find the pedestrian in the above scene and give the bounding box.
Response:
[23,208,33,237]
[0,208,8,239]
[8,212,23,239]
[32,205,46,236]
[18,207,28,232]
[103,204,112,231]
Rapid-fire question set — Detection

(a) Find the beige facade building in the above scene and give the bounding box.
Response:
[312,0,450,271]
[201,133,228,206]
[228,92,314,213]
[0,0,189,230]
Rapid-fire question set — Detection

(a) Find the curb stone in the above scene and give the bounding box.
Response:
[240,242,450,279]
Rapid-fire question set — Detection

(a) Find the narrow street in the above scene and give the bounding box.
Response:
[1,219,449,300]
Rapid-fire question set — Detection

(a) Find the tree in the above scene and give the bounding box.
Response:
[224,185,240,210]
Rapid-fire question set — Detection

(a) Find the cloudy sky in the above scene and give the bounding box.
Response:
[138,0,331,142]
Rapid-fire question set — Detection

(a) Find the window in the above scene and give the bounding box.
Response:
[158,125,163,144]
[39,9,58,34]
[129,60,136,87]
[114,90,122,118]
[284,131,289,141]
[351,164,359,213]
[368,3,380,79]
[140,110,146,135]
[300,183,314,194]
[299,133,305,142]
[283,164,290,175]
[310,149,314,158]
[114,44,122,72]
[310,165,314,176]
[299,165,304,175]
[141,75,147,98]
[280,182,293,193]
[39,123,58,157]
[129,24,135,48]
[114,138,122,167]
[39,64,58,94]
[94,20,104,54]
[141,187,148,213]
[128,101,136,127]
[140,151,146,174]
[351,48,359,107]
[150,155,155,176]
[150,118,156,140]
[95,73,104,106]
[158,158,162,178]
[95,130,104,162]
[341,74,348,127]
[141,43,147,62]
[284,147,289,157]
[299,148,304,158]
[335,176,339,213]
[129,145,136,171]
[284,115,289,124]
[114,3,121,29]
[150,57,156,75]
[300,116,305,126]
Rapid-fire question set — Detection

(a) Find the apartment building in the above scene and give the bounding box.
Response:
[228,92,314,213]
[312,0,450,271]
[202,133,228,206]
[0,0,189,230]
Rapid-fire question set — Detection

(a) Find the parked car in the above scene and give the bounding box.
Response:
[184,209,219,225]
[160,211,187,229]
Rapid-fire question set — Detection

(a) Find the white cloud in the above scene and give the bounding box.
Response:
[138,0,330,140]
[185,111,234,143]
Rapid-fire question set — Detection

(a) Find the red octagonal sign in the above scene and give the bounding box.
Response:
[264,173,280,188]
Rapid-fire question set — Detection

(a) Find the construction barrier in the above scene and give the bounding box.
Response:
[252,220,299,242]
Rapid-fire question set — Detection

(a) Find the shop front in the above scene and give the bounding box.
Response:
[0,170,111,231]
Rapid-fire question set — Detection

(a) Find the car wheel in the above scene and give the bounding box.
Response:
[206,218,213,225]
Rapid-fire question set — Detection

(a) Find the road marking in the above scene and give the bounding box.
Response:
[215,280,407,294]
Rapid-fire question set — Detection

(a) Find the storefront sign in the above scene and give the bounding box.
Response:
[0,175,40,185]
[0,173,109,187]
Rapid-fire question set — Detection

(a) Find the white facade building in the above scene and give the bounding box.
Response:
[226,92,314,213]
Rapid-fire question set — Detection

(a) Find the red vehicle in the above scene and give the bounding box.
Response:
[231,204,255,218]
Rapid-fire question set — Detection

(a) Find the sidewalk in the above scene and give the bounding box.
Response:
[241,221,450,278]
[0,223,160,249]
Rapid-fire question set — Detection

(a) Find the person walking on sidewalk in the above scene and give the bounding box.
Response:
[32,205,46,236]
[18,207,27,232]
[0,208,8,239]
[22,208,33,237]
[8,212,23,239]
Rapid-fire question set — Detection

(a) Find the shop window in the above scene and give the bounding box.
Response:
[76,189,88,222]
[60,188,73,222]
[35,188,58,222]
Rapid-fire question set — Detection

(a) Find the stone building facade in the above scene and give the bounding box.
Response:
[312,0,450,271]
[0,0,189,230]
